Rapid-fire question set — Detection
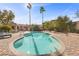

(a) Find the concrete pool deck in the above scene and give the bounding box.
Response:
[51,31,79,56]
[0,31,79,56]
[0,32,23,56]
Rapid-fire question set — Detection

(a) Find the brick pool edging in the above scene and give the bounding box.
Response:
[48,32,65,56]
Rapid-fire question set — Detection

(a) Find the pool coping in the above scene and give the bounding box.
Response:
[9,31,30,56]
[9,31,65,56]
[48,32,65,55]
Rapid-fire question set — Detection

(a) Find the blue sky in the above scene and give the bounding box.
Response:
[0,3,79,24]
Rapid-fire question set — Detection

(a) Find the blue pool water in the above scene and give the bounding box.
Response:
[14,32,61,55]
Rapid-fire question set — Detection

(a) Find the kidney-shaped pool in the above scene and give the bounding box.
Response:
[10,31,65,56]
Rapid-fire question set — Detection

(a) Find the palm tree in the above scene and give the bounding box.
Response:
[40,6,45,30]
[27,3,32,31]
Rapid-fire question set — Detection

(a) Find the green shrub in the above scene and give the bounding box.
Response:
[0,25,12,32]
[75,30,79,33]
[30,25,41,31]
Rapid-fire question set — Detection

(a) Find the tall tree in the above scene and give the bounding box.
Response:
[27,3,32,31]
[43,16,75,33]
[40,6,45,30]
[7,10,15,24]
[0,10,15,32]
[0,10,15,25]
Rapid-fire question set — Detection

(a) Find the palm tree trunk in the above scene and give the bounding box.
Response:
[29,9,31,31]
[42,13,44,30]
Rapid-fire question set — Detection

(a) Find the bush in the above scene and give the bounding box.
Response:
[0,25,12,32]
[30,25,41,31]
[75,30,79,33]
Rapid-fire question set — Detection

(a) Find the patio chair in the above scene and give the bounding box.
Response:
[0,32,12,38]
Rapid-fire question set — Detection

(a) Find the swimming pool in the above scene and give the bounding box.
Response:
[10,31,64,56]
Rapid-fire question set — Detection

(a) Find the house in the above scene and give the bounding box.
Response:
[11,22,28,32]
[74,21,79,30]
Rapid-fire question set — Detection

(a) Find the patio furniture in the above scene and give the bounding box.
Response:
[0,32,12,38]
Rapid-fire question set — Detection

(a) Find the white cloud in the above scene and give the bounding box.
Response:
[13,14,29,24]
[13,13,42,25]
[59,6,72,16]
[24,3,28,9]
[0,4,16,14]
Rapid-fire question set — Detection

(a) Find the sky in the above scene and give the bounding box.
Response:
[0,3,79,24]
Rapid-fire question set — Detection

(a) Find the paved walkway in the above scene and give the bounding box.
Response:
[0,31,79,56]
[51,32,79,56]
[0,32,22,56]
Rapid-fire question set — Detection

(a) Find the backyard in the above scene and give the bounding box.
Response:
[0,3,79,56]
